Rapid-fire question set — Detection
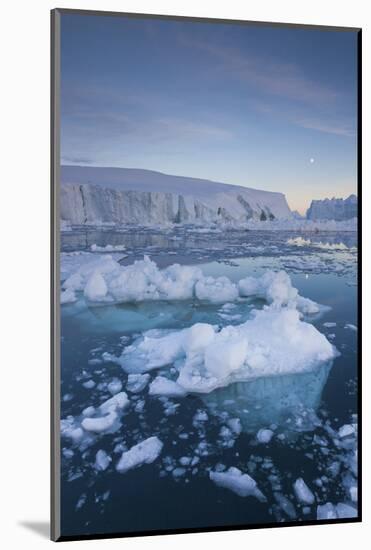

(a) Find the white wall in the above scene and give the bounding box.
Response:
[1,1,368,548]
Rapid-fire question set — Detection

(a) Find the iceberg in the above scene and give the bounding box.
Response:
[307,195,357,221]
[209,467,266,501]
[116,436,163,473]
[120,307,336,394]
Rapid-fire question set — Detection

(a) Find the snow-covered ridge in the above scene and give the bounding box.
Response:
[306,194,357,221]
[60,165,292,225]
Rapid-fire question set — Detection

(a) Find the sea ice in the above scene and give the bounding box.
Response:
[94,449,111,471]
[60,288,77,304]
[210,467,266,501]
[293,478,315,505]
[238,270,319,314]
[116,436,163,473]
[62,256,322,315]
[335,503,357,519]
[149,376,187,397]
[195,276,238,303]
[257,428,274,444]
[84,271,109,302]
[126,373,150,393]
[99,392,129,414]
[107,378,123,395]
[82,379,95,389]
[274,492,296,519]
[80,392,129,434]
[317,502,338,520]
[81,411,118,433]
[121,306,336,393]
[338,424,355,438]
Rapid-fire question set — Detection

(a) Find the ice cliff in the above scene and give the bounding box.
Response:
[60,165,292,225]
[306,195,357,221]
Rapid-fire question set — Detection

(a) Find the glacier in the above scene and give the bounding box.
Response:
[60,165,292,225]
[306,194,357,221]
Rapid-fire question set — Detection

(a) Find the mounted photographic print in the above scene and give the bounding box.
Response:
[51,9,361,541]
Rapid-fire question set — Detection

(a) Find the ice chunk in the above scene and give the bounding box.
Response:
[293,478,315,505]
[274,492,296,519]
[82,379,95,389]
[99,392,129,414]
[238,270,319,314]
[195,276,238,304]
[338,424,355,438]
[126,373,150,393]
[204,328,248,378]
[84,271,108,301]
[287,237,311,247]
[239,270,298,308]
[81,410,118,433]
[81,392,129,433]
[82,406,95,417]
[61,424,84,444]
[149,376,187,397]
[116,436,163,473]
[345,324,357,331]
[94,449,111,471]
[257,428,274,444]
[210,467,266,501]
[335,503,357,519]
[184,323,215,353]
[107,378,123,395]
[227,418,242,435]
[317,502,338,520]
[60,288,77,304]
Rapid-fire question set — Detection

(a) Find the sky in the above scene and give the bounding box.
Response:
[60,13,358,214]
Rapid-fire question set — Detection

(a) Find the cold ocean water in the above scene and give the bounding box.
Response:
[59,226,358,537]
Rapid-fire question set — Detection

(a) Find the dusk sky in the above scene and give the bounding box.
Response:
[60,13,358,214]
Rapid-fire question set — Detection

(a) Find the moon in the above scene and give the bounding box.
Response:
[310,157,315,164]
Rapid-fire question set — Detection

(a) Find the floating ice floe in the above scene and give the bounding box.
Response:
[60,288,77,304]
[63,392,130,439]
[257,428,274,444]
[149,376,187,398]
[119,307,337,393]
[116,436,163,473]
[238,270,320,314]
[317,502,338,520]
[287,237,350,250]
[293,477,315,505]
[61,255,321,313]
[210,467,266,501]
[107,378,123,395]
[317,502,357,520]
[338,424,356,438]
[91,243,127,252]
[94,449,111,471]
[126,373,150,393]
